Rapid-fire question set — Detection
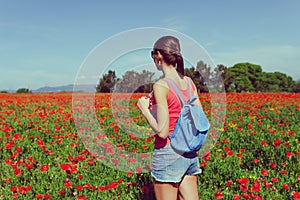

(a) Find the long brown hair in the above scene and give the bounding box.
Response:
[153,36,184,76]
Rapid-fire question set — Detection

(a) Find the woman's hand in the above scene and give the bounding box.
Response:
[137,96,150,112]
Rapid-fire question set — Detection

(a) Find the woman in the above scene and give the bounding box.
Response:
[137,36,203,200]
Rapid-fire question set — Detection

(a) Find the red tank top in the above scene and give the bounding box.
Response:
[149,76,196,149]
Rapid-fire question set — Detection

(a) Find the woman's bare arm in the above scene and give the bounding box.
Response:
[137,80,170,139]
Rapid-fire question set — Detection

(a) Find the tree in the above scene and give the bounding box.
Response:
[294,79,300,93]
[224,62,296,92]
[184,66,201,92]
[113,70,157,93]
[225,63,262,92]
[259,72,295,92]
[212,64,227,92]
[96,70,119,93]
[214,64,227,81]
[195,61,212,93]
[184,62,227,93]
[16,88,31,93]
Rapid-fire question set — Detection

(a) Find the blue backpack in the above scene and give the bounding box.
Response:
[164,77,210,154]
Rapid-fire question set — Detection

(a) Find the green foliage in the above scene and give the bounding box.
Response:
[294,79,300,93]
[16,88,31,93]
[225,63,261,92]
[257,72,295,92]
[0,90,8,93]
[96,62,296,93]
[184,61,226,93]
[96,70,119,93]
[96,70,157,93]
[0,93,299,199]
[224,63,296,93]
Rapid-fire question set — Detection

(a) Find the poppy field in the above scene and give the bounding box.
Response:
[0,92,299,199]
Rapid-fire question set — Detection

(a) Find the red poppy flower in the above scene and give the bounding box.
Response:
[239,184,248,192]
[41,164,49,172]
[60,164,71,171]
[250,180,260,193]
[76,185,83,190]
[270,162,276,169]
[273,139,281,147]
[15,147,22,152]
[282,184,290,190]
[126,171,133,177]
[233,194,240,200]
[19,186,26,194]
[237,153,242,158]
[59,190,66,195]
[136,168,142,173]
[288,131,294,136]
[260,140,267,146]
[226,180,233,187]
[5,178,10,184]
[265,182,272,188]
[214,190,223,199]
[77,195,88,200]
[237,178,249,185]
[261,169,268,176]
[98,186,106,191]
[292,191,300,199]
[281,170,287,175]
[224,146,230,153]
[14,168,22,176]
[241,193,250,199]
[27,156,35,164]
[65,181,72,188]
[284,141,290,147]
[142,186,150,194]
[271,177,278,183]
[11,186,18,193]
[286,152,293,158]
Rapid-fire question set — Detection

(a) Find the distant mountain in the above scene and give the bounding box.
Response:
[32,84,96,93]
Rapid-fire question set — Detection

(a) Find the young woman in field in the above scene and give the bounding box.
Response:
[137,36,202,200]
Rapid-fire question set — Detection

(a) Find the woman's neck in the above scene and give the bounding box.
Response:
[162,65,182,79]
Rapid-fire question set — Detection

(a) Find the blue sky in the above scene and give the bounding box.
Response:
[0,0,299,90]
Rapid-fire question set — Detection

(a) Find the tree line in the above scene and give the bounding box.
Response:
[96,61,300,93]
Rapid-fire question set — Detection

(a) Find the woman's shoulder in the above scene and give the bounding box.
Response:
[153,79,169,95]
[184,75,192,81]
[184,76,198,92]
[154,78,169,88]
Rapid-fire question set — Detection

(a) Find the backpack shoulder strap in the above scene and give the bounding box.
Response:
[163,77,184,107]
[186,77,198,104]
[186,76,193,98]
[164,77,194,107]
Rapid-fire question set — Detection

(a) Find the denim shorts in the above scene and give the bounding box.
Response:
[151,145,202,183]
